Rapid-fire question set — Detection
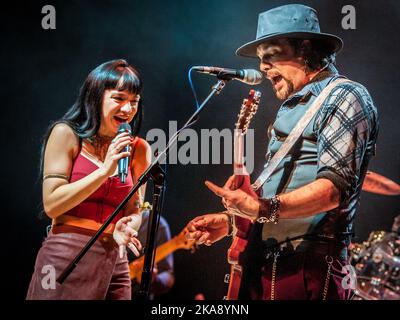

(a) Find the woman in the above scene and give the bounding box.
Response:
[27,59,152,300]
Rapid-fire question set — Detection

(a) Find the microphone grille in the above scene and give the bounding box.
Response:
[242,69,263,85]
[118,122,132,134]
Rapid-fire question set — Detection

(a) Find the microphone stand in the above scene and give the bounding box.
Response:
[57,79,228,299]
[137,164,165,300]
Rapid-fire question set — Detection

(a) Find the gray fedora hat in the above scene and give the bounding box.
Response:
[236,4,343,58]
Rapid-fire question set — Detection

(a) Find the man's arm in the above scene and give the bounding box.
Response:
[205,177,340,221]
[185,178,339,246]
[268,178,339,219]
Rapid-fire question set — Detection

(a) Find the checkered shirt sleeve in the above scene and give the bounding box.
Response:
[314,82,379,206]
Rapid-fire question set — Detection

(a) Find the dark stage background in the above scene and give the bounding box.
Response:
[1,0,399,300]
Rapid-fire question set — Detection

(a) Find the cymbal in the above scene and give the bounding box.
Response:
[362,171,400,195]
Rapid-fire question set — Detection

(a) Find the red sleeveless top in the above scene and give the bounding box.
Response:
[64,152,134,224]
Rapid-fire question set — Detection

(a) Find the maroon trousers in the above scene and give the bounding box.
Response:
[246,250,353,300]
[27,230,131,300]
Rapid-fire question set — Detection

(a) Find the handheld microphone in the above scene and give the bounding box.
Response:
[117,122,132,183]
[193,66,263,85]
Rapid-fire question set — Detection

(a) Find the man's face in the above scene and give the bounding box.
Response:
[257,39,308,100]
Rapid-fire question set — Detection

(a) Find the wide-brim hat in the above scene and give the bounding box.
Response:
[236,4,343,58]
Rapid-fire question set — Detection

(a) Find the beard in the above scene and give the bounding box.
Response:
[272,76,294,100]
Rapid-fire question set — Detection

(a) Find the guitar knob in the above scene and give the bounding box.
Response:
[224,274,230,284]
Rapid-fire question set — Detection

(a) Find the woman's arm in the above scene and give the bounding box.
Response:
[122,137,152,216]
[42,123,132,218]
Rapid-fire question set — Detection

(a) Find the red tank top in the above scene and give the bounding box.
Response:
[65,152,134,224]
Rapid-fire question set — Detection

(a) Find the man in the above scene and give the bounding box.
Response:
[187,4,378,300]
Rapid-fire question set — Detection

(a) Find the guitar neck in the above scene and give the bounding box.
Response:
[233,129,245,175]
[129,231,192,282]
[226,89,261,300]
[138,235,182,266]
[156,236,182,262]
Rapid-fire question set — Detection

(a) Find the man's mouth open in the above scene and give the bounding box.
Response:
[271,75,283,88]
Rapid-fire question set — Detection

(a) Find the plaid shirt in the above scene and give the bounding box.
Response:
[314,74,379,206]
[260,65,379,244]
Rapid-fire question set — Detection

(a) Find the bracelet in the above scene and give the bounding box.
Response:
[43,174,69,181]
[256,195,280,224]
[222,211,234,237]
[269,195,281,224]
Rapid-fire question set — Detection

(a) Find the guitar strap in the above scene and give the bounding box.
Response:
[252,78,353,191]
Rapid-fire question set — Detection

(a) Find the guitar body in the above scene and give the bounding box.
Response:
[226,90,261,300]
[226,216,253,299]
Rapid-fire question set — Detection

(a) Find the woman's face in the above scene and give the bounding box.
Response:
[98,89,140,136]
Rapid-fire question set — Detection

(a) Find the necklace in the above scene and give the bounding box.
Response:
[85,134,113,162]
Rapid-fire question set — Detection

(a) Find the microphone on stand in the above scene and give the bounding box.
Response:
[117,122,132,183]
[193,66,263,85]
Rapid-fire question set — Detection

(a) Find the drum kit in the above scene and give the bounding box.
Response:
[349,171,400,300]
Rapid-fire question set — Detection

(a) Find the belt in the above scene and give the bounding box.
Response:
[52,214,116,235]
[51,224,115,245]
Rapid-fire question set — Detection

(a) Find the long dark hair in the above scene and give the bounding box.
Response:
[39,59,143,177]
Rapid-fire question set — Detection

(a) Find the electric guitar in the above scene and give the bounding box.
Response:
[129,228,196,282]
[226,89,261,300]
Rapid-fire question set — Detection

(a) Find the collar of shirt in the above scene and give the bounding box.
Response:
[281,64,340,107]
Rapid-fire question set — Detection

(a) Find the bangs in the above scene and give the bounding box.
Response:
[104,67,142,94]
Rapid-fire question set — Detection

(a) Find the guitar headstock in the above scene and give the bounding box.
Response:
[235,89,261,134]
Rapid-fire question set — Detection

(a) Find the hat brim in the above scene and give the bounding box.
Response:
[236,32,343,58]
